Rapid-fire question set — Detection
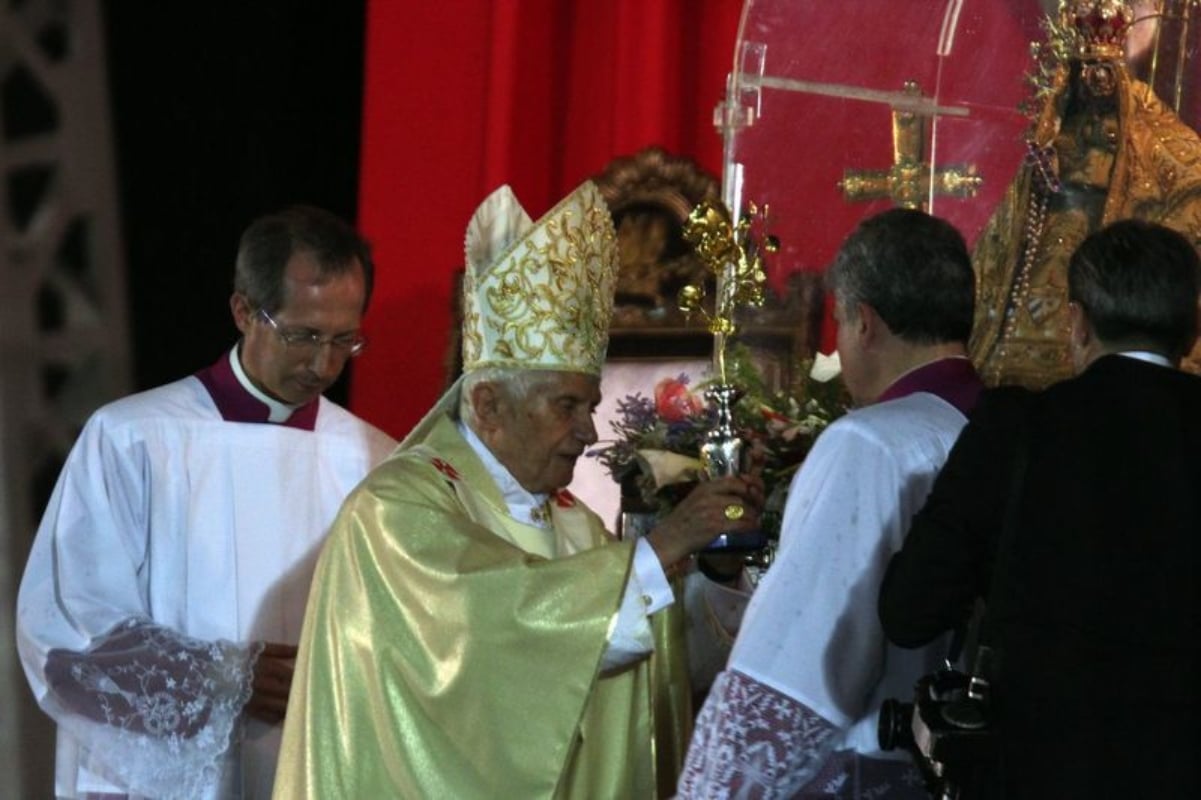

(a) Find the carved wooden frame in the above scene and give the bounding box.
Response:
[593,147,825,391]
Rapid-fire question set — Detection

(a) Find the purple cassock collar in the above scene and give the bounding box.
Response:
[194,349,320,430]
[875,356,983,417]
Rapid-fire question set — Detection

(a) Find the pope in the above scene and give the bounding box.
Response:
[273,181,763,799]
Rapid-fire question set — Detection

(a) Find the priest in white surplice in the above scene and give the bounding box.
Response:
[678,209,984,799]
[15,206,396,800]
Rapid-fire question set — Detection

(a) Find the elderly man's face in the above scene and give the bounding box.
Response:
[490,371,601,494]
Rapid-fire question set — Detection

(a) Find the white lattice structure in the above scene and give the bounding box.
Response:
[0,2,128,796]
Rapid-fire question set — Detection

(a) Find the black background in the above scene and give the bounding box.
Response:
[102,1,367,403]
[7,7,366,794]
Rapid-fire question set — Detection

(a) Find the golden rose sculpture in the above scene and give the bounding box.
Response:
[675,199,779,551]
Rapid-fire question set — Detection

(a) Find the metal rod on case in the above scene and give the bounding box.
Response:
[745,74,972,118]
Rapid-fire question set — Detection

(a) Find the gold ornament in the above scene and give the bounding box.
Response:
[678,199,777,383]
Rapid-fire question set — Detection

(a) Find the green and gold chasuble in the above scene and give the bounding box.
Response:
[274,414,689,799]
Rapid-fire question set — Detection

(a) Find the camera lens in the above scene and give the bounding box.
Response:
[878,699,914,750]
[940,697,988,730]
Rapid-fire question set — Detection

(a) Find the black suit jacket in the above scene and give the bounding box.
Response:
[879,354,1200,798]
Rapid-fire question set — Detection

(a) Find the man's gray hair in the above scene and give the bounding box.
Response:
[458,368,557,428]
[827,208,974,344]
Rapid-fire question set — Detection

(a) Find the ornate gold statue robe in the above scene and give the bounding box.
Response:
[971,74,1201,388]
[273,414,688,799]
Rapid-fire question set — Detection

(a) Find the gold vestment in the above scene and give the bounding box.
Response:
[971,74,1201,388]
[273,414,689,799]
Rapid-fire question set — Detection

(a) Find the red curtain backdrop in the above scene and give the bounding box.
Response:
[351,0,742,437]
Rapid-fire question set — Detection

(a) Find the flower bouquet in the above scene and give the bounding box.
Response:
[588,345,848,539]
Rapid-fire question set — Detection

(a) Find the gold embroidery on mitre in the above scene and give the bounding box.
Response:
[462,181,618,375]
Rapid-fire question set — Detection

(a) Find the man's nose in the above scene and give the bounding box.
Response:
[307,342,345,379]
[576,412,598,446]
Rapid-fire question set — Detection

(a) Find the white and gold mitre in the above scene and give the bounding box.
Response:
[461,180,618,376]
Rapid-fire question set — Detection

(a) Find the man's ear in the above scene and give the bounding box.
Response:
[231,293,253,335]
[1068,301,1091,351]
[469,382,503,432]
[1068,301,1098,372]
[857,302,883,345]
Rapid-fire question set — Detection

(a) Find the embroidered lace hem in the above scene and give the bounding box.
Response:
[41,618,260,799]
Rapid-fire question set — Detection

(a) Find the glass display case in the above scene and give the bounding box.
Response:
[717,0,1200,305]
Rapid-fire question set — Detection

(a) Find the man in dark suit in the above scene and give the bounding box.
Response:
[878,218,1201,798]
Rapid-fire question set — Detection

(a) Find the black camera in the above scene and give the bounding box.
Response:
[879,664,993,798]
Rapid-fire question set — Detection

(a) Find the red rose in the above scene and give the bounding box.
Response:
[760,406,790,425]
[654,377,704,423]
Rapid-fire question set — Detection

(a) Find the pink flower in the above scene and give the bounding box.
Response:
[654,377,704,423]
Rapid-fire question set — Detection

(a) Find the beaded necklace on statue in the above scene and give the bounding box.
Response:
[990,141,1063,385]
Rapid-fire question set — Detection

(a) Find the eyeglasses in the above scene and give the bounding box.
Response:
[256,308,367,357]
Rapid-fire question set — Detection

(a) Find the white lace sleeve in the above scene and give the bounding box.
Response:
[678,668,839,799]
[39,618,260,799]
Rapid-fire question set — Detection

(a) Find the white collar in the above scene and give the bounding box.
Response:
[457,421,551,528]
[229,345,302,423]
[1117,351,1172,368]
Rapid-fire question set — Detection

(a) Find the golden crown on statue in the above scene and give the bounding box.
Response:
[1059,0,1133,60]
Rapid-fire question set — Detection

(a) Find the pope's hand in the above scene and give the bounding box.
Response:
[644,475,764,569]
